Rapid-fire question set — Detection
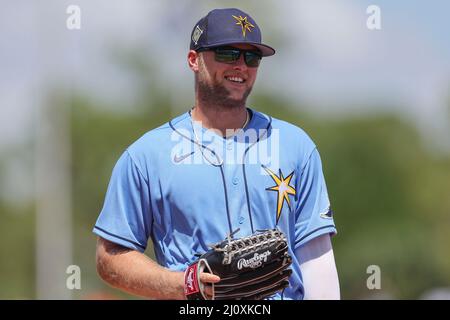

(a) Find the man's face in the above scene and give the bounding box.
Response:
[195,44,260,108]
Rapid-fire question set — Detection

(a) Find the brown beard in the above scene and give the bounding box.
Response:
[197,75,253,111]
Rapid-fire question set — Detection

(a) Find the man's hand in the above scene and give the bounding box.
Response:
[198,273,221,299]
[184,229,292,300]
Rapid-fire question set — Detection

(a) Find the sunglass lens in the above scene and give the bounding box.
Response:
[215,48,240,63]
[213,47,262,67]
[245,52,261,67]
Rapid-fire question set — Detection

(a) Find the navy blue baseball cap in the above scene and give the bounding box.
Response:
[190,8,275,57]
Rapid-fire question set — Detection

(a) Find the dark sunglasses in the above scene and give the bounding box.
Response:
[198,46,262,68]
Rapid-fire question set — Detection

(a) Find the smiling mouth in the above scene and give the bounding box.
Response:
[225,76,246,84]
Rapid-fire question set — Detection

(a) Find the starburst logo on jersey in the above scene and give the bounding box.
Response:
[262,165,296,223]
[232,15,255,37]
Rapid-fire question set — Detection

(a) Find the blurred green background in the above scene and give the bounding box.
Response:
[1,0,449,299]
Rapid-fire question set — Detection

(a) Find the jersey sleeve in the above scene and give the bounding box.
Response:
[294,148,337,249]
[93,150,152,253]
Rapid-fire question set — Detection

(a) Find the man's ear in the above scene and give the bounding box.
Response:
[188,50,200,72]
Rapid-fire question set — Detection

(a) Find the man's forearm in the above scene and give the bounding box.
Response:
[299,248,340,299]
[296,234,340,300]
[96,238,185,300]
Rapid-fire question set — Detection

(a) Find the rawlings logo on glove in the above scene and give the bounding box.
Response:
[184,228,292,300]
[237,251,271,269]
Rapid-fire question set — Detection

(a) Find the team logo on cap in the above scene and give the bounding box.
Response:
[232,15,255,37]
[262,165,297,224]
[192,25,203,45]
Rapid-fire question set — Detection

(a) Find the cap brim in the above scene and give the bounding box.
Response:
[248,43,276,57]
[198,41,276,57]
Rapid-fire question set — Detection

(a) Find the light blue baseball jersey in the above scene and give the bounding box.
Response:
[93,108,337,300]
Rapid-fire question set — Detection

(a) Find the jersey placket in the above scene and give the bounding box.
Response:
[223,137,251,235]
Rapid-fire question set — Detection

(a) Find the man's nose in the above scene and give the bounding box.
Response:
[232,53,248,71]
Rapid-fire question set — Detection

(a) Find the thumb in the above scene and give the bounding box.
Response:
[199,272,221,283]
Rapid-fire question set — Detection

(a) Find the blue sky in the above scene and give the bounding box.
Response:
[0,0,449,147]
[371,0,450,54]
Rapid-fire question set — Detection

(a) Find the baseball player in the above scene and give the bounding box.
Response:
[94,8,340,300]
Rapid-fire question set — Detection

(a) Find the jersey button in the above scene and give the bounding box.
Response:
[232,177,239,185]
[227,143,233,150]
[239,216,245,224]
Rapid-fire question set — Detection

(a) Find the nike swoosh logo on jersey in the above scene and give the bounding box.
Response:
[173,151,195,163]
